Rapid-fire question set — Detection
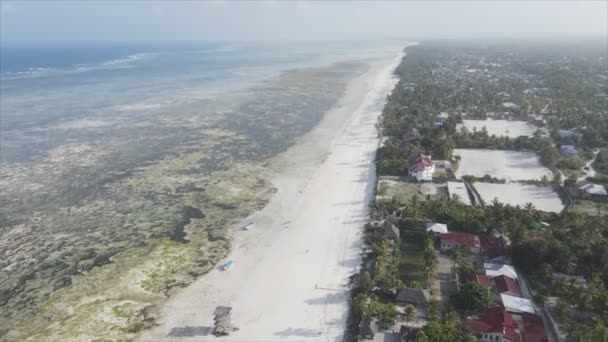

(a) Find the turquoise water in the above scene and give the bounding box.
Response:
[1,41,398,129]
[0,41,402,163]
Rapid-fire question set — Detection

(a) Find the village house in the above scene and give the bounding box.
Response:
[578,183,608,201]
[407,152,435,182]
[467,307,522,342]
[560,144,578,157]
[500,294,535,315]
[425,222,448,236]
[464,274,492,290]
[439,232,481,254]
[522,313,549,342]
[484,263,518,279]
[493,275,523,298]
[558,129,582,141]
[396,287,430,308]
[382,220,400,240]
[481,236,510,264]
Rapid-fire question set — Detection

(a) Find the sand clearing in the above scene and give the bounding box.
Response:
[475,182,564,213]
[455,149,553,181]
[457,119,538,138]
[137,48,407,341]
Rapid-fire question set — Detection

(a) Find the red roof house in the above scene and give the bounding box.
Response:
[493,275,523,297]
[467,307,522,342]
[481,236,510,263]
[465,274,492,289]
[522,313,548,342]
[407,152,435,182]
[440,232,481,254]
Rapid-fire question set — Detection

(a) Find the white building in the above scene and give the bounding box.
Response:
[484,263,518,279]
[500,294,535,314]
[408,152,435,182]
[426,222,448,235]
[579,183,608,201]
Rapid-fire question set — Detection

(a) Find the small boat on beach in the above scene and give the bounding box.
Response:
[223,259,233,270]
[241,221,255,230]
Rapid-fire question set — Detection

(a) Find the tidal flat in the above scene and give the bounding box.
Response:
[0,61,368,341]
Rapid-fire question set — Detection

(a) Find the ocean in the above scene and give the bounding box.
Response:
[0,41,404,335]
[0,41,402,162]
[1,41,396,126]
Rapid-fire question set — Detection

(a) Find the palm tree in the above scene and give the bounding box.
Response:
[524,202,535,214]
[416,330,429,342]
[404,304,416,322]
[425,257,438,289]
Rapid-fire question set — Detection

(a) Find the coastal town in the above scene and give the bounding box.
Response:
[1,2,606,342]
[350,40,608,342]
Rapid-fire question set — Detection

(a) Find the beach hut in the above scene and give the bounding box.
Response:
[396,287,430,307]
[382,221,400,240]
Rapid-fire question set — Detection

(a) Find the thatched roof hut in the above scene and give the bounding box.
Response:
[382,220,400,240]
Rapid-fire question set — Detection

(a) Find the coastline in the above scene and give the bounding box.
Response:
[1,53,370,342]
[137,45,410,341]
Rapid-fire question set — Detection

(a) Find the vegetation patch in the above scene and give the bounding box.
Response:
[398,231,426,287]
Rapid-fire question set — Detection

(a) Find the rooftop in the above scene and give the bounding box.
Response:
[426,222,448,234]
[485,263,518,279]
[467,307,521,342]
[396,287,430,306]
[382,221,400,240]
[465,274,492,288]
[408,152,434,172]
[493,275,522,297]
[500,294,535,314]
[580,183,607,196]
[522,313,549,342]
[440,232,480,247]
[481,236,508,259]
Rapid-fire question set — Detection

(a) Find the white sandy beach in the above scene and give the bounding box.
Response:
[138,47,408,342]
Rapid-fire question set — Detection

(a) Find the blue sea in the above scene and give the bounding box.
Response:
[0,41,401,132]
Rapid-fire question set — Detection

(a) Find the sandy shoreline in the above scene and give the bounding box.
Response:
[138,46,409,342]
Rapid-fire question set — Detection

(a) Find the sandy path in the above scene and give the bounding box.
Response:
[138,47,408,342]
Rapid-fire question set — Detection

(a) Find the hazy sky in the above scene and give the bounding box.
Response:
[1,1,606,44]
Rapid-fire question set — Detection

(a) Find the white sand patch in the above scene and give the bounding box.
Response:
[137,46,410,342]
[455,149,552,181]
[475,182,564,213]
[457,119,537,138]
[52,118,115,130]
